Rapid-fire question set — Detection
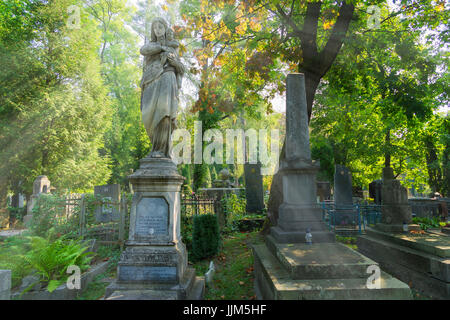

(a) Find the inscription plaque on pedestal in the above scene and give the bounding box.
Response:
[135,197,169,237]
[119,266,177,282]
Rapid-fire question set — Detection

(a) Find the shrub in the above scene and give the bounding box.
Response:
[191,214,220,261]
[22,236,93,292]
[221,193,246,223]
[181,213,194,252]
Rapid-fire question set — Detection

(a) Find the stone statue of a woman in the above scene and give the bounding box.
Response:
[140,17,185,159]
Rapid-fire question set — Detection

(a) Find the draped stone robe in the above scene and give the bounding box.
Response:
[140,40,184,158]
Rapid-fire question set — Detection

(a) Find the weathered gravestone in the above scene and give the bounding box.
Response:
[23,175,51,224]
[252,74,411,300]
[333,165,355,226]
[316,181,331,202]
[0,270,11,300]
[334,165,353,206]
[358,167,450,299]
[244,162,265,214]
[269,74,334,244]
[94,184,121,222]
[377,167,413,232]
[369,179,383,205]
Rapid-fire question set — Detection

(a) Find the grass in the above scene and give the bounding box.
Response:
[193,230,264,300]
[76,231,265,300]
[335,235,358,250]
[76,244,121,300]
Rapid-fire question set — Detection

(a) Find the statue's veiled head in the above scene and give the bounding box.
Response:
[150,17,173,42]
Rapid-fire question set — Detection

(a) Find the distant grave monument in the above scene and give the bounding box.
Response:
[252,73,411,300]
[244,162,264,214]
[316,181,331,202]
[358,166,450,299]
[369,179,383,204]
[94,184,121,222]
[333,165,356,226]
[23,175,51,224]
[199,168,244,228]
[334,165,353,206]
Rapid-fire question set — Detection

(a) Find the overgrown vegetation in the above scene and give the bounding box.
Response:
[192,214,221,261]
[412,217,446,231]
[0,235,93,293]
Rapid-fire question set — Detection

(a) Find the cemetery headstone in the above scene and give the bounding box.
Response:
[24,175,51,224]
[376,167,414,232]
[369,179,383,204]
[316,181,331,202]
[244,163,264,214]
[253,74,412,300]
[0,270,11,300]
[269,73,335,243]
[94,184,121,222]
[333,165,353,206]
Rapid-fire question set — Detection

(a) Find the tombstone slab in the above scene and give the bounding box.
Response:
[375,167,413,233]
[24,175,51,224]
[244,163,265,214]
[334,165,353,206]
[94,184,121,222]
[0,270,11,300]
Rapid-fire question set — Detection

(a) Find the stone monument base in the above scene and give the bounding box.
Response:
[374,223,421,233]
[252,235,412,300]
[357,227,450,299]
[104,155,205,300]
[270,226,335,243]
[105,268,204,300]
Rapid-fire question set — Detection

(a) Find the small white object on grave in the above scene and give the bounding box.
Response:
[205,261,215,284]
[305,228,312,244]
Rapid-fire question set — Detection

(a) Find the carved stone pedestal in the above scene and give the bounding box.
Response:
[106,157,204,300]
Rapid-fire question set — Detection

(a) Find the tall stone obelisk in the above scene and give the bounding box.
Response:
[270,74,335,243]
[253,74,412,300]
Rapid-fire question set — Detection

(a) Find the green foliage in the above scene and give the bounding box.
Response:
[0,236,33,288]
[7,206,26,223]
[191,214,220,261]
[311,136,335,183]
[0,0,112,196]
[21,236,93,293]
[222,193,246,217]
[28,194,79,239]
[412,217,443,231]
[0,235,93,293]
[181,213,194,254]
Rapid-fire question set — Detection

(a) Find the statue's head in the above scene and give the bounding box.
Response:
[150,17,173,42]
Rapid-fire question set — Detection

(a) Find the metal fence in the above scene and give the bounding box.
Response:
[181,193,216,216]
[31,193,130,249]
[321,202,382,235]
